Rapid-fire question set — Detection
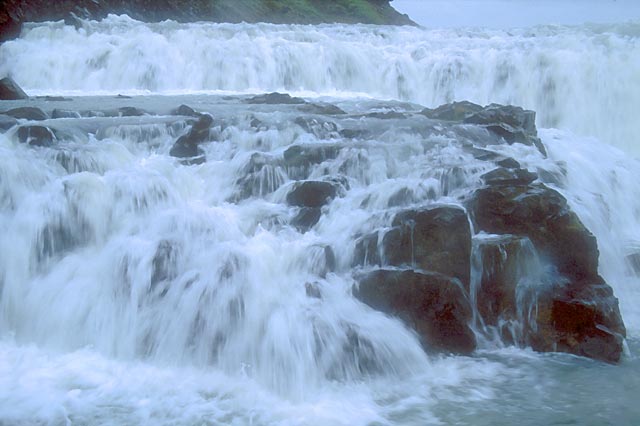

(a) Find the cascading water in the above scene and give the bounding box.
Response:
[1,14,640,426]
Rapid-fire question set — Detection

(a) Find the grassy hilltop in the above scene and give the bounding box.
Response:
[1,0,415,41]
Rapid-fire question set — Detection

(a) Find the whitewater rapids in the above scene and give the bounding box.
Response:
[1,15,640,426]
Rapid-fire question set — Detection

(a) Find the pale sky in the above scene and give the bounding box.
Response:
[393,0,640,28]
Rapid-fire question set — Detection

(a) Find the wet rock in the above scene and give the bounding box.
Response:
[0,114,18,131]
[530,281,626,363]
[52,109,81,119]
[305,282,322,299]
[464,104,547,156]
[420,101,483,121]
[383,205,472,287]
[294,117,339,139]
[283,143,343,179]
[291,207,322,232]
[17,125,56,147]
[497,157,521,169]
[283,144,341,169]
[365,111,408,119]
[246,92,306,105]
[286,181,338,208]
[234,152,285,200]
[481,167,538,186]
[355,269,476,354]
[2,106,47,121]
[37,95,72,101]
[467,183,599,282]
[117,106,147,117]
[339,128,369,139]
[169,113,213,163]
[0,77,28,100]
[353,232,381,267]
[473,235,533,327]
[626,252,640,275]
[171,104,199,117]
[307,244,336,277]
[298,103,347,115]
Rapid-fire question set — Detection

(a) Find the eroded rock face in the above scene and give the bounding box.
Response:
[286,180,338,208]
[17,125,56,146]
[355,269,476,354]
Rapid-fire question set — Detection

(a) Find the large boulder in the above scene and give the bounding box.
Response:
[468,183,599,282]
[355,206,472,286]
[420,101,483,121]
[468,181,626,362]
[286,180,338,208]
[0,77,28,100]
[355,269,476,354]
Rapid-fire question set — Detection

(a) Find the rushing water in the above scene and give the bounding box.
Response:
[1,16,640,426]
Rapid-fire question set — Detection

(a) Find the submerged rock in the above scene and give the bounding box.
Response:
[0,77,28,100]
[355,269,476,354]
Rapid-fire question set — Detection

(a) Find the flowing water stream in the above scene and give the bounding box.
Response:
[1,15,640,426]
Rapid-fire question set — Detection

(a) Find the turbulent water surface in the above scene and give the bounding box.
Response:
[1,15,640,426]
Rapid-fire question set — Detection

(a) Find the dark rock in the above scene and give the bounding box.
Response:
[52,109,81,119]
[365,111,408,119]
[305,282,322,299]
[339,128,369,139]
[353,232,381,267]
[355,269,476,354]
[383,206,472,287]
[298,103,347,115]
[2,107,47,121]
[467,183,599,282]
[420,101,483,121]
[37,95,72,101]
[169,113,213,163]
[530,281,626,363]
[234,153,284,200]
[481,167,538,186]
[307,245,336,277]
[115,94,132,99]
[464,104,547,156]
[0,77,28,100]
[626,252,640,275]
[283,144,341,169]
[294,117,339,139]
[496,157,521,169]
[17,125,56,147]
[473,235,534,328]
[118,106,147,117]
[246,92,306,105]
[171,104,199,117]
[286,181,338,208]
[291,207,322,232]
[387,187,414,207]
[0,114,18,131]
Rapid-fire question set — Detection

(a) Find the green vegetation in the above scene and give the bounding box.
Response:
[1,0,415,41]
